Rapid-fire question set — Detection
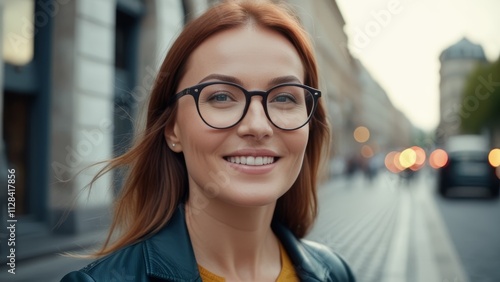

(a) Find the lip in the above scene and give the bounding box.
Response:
[223,148,280,175]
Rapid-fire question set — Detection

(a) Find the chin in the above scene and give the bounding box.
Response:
[221,184,290,208]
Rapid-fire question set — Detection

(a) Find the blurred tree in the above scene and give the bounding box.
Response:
[460,57,500,134]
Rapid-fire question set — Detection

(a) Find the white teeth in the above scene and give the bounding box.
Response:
[255,157,263,165]
[226,156,275,166]
[246,156,255,165]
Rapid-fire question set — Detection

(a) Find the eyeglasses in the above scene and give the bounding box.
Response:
[169,81,321,131]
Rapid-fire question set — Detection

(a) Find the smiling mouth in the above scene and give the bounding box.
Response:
[224,156,277,166]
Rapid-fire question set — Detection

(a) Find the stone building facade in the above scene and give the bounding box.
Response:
[357,60,412,153]
[287,0,363,159]
[437,37,488,144]
[1,0,187,261]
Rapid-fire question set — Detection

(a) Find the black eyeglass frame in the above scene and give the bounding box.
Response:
[169,81,322,131]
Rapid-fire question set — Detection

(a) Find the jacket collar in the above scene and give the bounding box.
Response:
[143,205,323,281]
[143,205,200,281]
[272,222,328,281]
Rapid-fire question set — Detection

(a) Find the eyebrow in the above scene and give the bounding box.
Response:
[198,74,303,88]
[199,74,243,85]
[267,75,302,87]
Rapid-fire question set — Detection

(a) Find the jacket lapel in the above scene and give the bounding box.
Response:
[273,222,325,281]
[143,205,201,281]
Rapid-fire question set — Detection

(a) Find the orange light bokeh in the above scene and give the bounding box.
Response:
[410,146,426,171]
[354,126,370,143]
[361,145,374,158]
[393,152,405,172]
[488,148,500,167]
[385,151,400,173]
[429,149,448,169]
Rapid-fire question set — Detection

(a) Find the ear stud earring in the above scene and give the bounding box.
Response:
[172,143,176,147]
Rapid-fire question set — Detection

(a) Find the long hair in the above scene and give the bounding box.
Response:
[92,0,330,257]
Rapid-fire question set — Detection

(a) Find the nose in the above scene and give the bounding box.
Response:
[237,97,273,140]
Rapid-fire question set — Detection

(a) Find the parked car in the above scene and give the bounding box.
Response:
[438,135,500,198]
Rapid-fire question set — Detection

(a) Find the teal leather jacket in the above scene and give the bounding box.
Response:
[61,206,355,281]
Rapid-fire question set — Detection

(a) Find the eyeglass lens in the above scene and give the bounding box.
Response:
[197,83,314,130]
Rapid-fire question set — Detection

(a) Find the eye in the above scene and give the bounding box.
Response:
[199,83,245,108]
[211,93,231,102]
[271,93,297,103]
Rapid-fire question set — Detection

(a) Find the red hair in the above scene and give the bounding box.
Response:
[91,0,330,257]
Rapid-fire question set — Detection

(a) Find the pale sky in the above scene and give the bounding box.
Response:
[336,0,500,132]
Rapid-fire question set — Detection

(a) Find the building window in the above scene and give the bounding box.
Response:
[3,0,35,66]
[113,0,143,193]
[2,0,52,222]
[2,93,32,215]
[2,0,36,216]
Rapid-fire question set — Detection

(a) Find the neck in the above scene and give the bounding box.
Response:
[185,199,281,281]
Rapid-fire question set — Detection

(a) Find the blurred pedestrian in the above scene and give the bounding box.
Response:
[61,0,355,281]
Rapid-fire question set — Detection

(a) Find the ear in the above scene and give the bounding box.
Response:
[164,122,183,152]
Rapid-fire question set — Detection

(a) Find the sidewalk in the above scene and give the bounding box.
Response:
[309,171,469,282]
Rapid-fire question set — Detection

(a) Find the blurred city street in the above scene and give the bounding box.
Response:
[1,170,499,282]
[308,169,500,282]
[1,0,500,282]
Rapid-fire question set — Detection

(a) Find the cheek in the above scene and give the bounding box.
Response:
[283,127,309,168]
[290,127,309,154]
[176,100,205,139]
[178,116,204,147]
[175,101,224,161]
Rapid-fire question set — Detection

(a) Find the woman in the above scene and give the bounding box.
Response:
[62,0,355,281]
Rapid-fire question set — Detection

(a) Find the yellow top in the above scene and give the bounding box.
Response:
[198,243,300,282]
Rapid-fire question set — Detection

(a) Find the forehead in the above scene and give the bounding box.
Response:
[181,25,304,88]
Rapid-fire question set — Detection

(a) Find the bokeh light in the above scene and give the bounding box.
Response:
[399,148,417,168]
[393,152,405,172]
[361,145,374,158]
[410,146,426,171]
[353,126,370,143]
[488,148,500,167]
[429,149,448,169]
[385,151,399,173]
